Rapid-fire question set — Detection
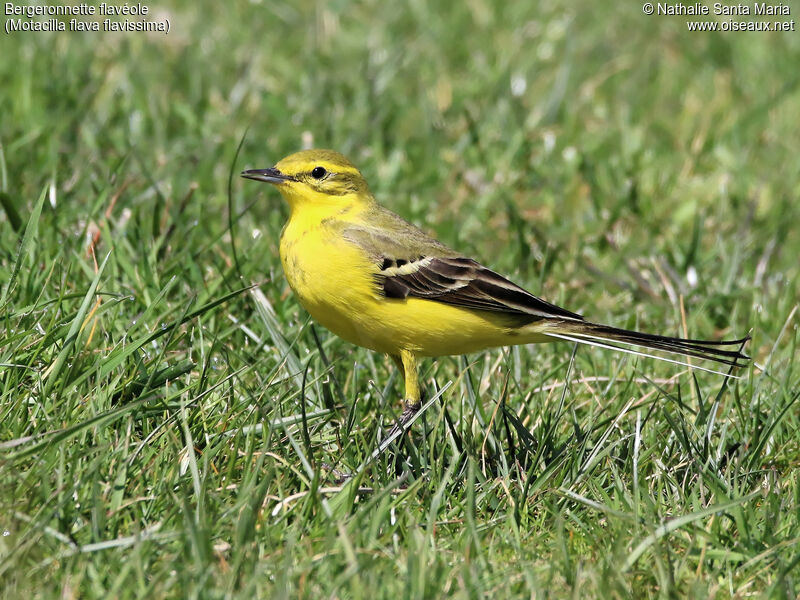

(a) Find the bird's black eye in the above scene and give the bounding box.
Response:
[311,166,327,180]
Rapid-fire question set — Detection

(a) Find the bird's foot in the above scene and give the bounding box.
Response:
[386,399,421,440]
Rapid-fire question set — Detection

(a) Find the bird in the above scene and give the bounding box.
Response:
[242,149,750,430]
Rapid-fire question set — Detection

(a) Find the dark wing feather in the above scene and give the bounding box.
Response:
[337,207,583,322]
[379,256,583,322]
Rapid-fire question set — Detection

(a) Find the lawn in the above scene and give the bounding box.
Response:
[1,1,799,597]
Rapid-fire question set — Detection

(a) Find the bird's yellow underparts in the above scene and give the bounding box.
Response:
[242,149,750,426]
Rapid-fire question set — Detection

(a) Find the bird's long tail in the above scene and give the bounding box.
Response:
[542,321,751,377]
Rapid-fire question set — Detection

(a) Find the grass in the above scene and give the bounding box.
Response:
[1,1,799,597]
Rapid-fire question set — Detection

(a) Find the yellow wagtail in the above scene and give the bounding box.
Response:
[242,150,750,428]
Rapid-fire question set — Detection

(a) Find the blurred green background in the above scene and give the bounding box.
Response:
[1,1,799,598]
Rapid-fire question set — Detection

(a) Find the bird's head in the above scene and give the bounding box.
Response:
[242,149,372,213]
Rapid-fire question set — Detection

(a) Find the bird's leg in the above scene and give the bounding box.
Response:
[400,349,421,421]
[388,350,421,434]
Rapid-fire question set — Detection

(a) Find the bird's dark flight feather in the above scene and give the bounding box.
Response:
[378,256,583,322]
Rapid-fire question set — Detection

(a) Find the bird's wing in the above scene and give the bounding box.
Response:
[376,254,584,321]
[339,206,583,322]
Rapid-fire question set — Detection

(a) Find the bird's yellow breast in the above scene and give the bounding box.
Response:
[279,210,548,357]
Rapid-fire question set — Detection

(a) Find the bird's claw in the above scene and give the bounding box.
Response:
[386,399,421,439]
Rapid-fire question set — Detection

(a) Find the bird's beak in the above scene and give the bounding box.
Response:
[240,168,296,184]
